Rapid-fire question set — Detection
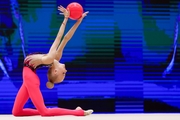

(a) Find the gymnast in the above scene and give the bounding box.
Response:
[12,5,93,117]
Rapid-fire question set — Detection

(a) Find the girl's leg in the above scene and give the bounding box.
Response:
[12,84,39,116]
[23,67,84,116]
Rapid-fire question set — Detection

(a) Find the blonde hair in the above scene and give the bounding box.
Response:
[46,67,58,89]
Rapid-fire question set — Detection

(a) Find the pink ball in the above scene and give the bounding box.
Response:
[67,2,83,20]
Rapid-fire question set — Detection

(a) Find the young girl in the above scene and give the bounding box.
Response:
[12,5,93,117]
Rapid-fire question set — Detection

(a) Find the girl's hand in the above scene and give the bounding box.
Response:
[58,5,70,18]
[78,11,89,21]
[25,54,43,68]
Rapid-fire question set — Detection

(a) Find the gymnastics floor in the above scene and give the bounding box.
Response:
[0,114,180,120]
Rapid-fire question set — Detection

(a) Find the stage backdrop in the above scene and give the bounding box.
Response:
[0,0,180,114]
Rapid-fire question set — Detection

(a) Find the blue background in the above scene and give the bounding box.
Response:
[0,0,180,114]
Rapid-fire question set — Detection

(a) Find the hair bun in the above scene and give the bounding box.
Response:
[46,81,54,89]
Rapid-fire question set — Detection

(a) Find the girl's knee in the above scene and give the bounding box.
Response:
[12,108,21,116]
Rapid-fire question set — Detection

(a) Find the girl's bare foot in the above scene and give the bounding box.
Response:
[75,106,82,110]
[84,109,93,116]
[75,106,93,116]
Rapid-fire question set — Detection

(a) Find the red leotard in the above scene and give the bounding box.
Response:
[12,53,84,116]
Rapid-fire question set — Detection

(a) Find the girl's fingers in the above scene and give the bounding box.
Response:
[85,11,89,14]
[60,5,65,9]
[59,13,64,15]
[25,57,31,62]
[58,8,63,11]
